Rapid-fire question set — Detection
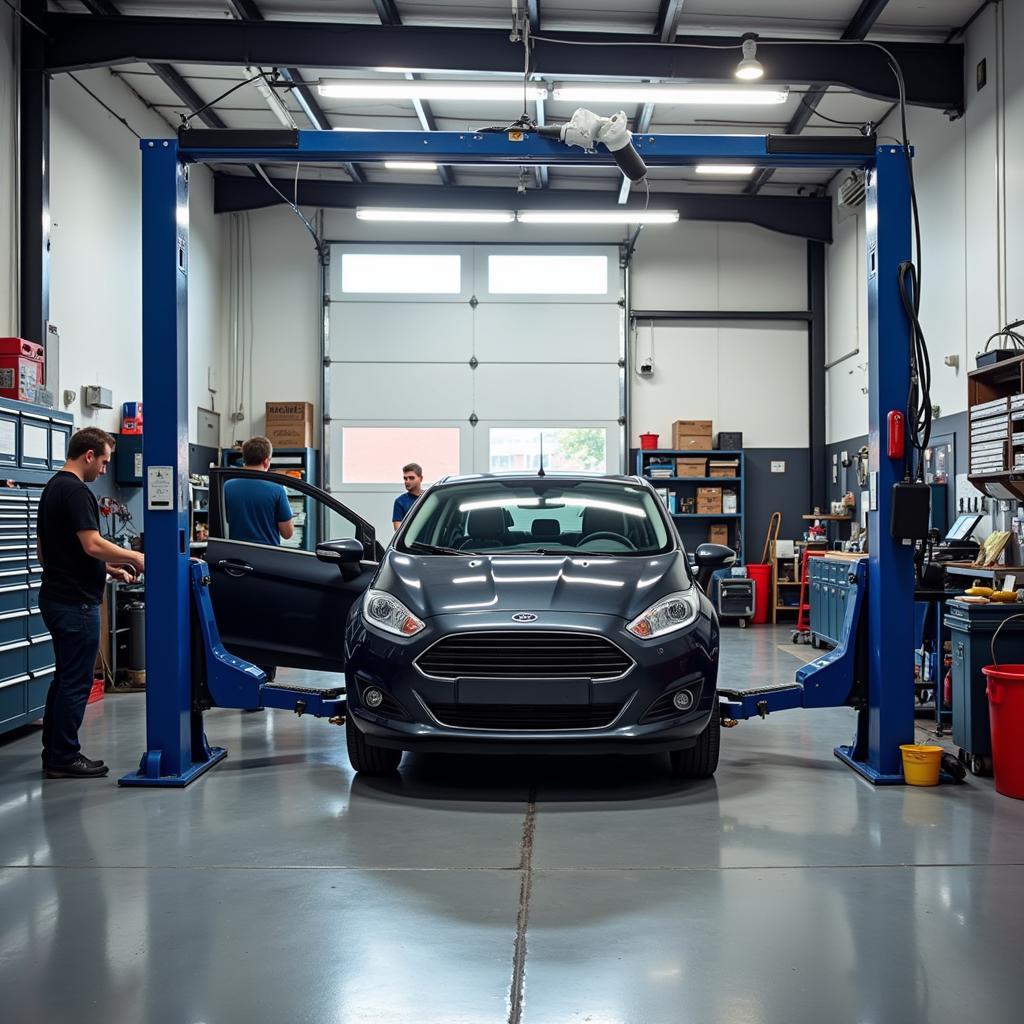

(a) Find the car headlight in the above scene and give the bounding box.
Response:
[362,589,425,637]
[626,590,701,639]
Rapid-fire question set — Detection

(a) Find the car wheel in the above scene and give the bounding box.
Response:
[346,713,402,775]
[670,706,721,779]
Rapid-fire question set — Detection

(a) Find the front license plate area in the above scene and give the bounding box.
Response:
[455,678,591,705]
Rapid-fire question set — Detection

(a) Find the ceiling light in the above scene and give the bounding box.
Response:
[383,161,440,171]
[551,83,786,105]
[355,208,516,223]
[516,210,679,225]
[331,126,379,132]
[735,35,765,81]
[696,164,756,175]
[243,66,295,129]
[319,79,548,101]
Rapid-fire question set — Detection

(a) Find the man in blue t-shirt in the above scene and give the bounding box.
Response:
[224,436,294,546]
[392,462,423,530]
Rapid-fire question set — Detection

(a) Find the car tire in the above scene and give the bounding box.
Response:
[346,713,402,775]
[670,706,721,779]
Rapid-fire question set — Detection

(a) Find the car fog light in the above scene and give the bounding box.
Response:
[364,688,384,709]
[672,689,693,711]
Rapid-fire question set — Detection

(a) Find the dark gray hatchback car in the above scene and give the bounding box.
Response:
[342,473,730,777]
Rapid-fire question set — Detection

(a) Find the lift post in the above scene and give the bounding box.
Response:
[120,141,227,787]
[123,129,915,785]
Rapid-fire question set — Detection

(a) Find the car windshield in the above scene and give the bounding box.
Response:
[399,478,672,556]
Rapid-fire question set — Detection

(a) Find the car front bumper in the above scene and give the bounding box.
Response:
[345,608,719,755]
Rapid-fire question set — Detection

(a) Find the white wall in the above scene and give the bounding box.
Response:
[0,9,15,336]
[826,2,1024,444]
[46,69,222,443]
[630,222,810,447]
[229,209,810,453]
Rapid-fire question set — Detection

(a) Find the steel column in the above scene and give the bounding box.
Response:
[19,0,49,345]
[807,241,827,511]
[834,146,915,783]
[120,140,226,786]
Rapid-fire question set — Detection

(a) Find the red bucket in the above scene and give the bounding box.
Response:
[639,433,659,450]
[746,564,772,625]
[983,664,1024,799]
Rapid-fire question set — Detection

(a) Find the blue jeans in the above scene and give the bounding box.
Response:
[38,596,101,767]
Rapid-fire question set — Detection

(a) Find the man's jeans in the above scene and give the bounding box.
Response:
[38,596,101,767]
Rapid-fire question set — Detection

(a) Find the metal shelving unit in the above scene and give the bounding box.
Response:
[635,448,745,562]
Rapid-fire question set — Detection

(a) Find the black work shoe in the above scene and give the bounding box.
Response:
[42,753,105,770]
[45,755,110,779]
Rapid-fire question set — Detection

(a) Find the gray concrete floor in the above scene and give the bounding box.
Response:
[2,625,1023,1024]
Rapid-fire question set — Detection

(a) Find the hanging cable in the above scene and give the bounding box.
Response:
[180,70,279,127]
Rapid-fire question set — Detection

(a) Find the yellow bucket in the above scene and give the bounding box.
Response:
[900,744,943,786]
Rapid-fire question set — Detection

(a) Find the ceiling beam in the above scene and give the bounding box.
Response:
[41,16,963,113]
[534,95,548,188]
[223,1,365,184]
[373,3,451,187]
[655,0,686,43]
[747,0,892,194]
[526,1,541,34]
[213,174,833,243]
[371,0,402,27]
[79,0,226,128]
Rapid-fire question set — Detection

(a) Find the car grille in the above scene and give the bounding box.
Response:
[415,631,634,681]
[426,702,622,731]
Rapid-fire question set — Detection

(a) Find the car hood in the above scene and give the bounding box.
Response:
[374,549,692,621]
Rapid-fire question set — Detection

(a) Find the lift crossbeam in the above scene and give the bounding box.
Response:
[178,128,878,170]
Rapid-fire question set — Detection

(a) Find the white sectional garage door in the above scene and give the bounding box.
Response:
[327,244,624,539]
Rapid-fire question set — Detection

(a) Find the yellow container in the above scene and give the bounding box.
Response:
[900,744,943,786]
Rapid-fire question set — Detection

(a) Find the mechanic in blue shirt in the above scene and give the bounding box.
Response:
[392,462,423,530]
[224,436,294,546]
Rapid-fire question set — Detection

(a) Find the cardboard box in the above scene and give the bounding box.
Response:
[696,486,722,514]
[672,419,713,450]
[675,457,707,477]
[709,460,739,478]
[708,524,729,545]
[265,401,314,449]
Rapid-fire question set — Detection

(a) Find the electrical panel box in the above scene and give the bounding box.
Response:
[84,385,113,409]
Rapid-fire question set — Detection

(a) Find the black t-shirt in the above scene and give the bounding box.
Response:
[37,472,106,605]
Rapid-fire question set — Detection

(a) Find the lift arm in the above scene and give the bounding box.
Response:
[719,559,866,720]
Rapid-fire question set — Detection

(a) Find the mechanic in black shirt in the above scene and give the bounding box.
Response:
[37,427,145,778]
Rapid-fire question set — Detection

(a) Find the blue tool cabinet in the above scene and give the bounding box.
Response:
[943,601,1024,774]
[0,398,74,737]
[809,556,864,648]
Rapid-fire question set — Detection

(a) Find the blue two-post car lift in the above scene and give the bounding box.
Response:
[120,128,916,787]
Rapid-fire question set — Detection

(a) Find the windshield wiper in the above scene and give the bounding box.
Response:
[408,541,473,556]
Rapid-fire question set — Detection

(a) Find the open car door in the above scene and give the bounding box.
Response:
[204,468,385,673]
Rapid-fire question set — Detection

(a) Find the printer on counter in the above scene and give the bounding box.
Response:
[933,513,984,562]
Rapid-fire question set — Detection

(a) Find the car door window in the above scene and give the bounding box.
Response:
[210,468,382,561]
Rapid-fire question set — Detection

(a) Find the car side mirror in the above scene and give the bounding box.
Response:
[316,538,365,580]
[693,543,737,590]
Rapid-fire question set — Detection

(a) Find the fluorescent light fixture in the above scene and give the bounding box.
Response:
[695,164,756,175]
[552,83,787,105]
[517,210,679,225]
[356,207,516,223]
[735,36,765,81]
[331,125,380,132]
[383,160,440,171]
[243,65,296,128]
[319,79,548,101]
